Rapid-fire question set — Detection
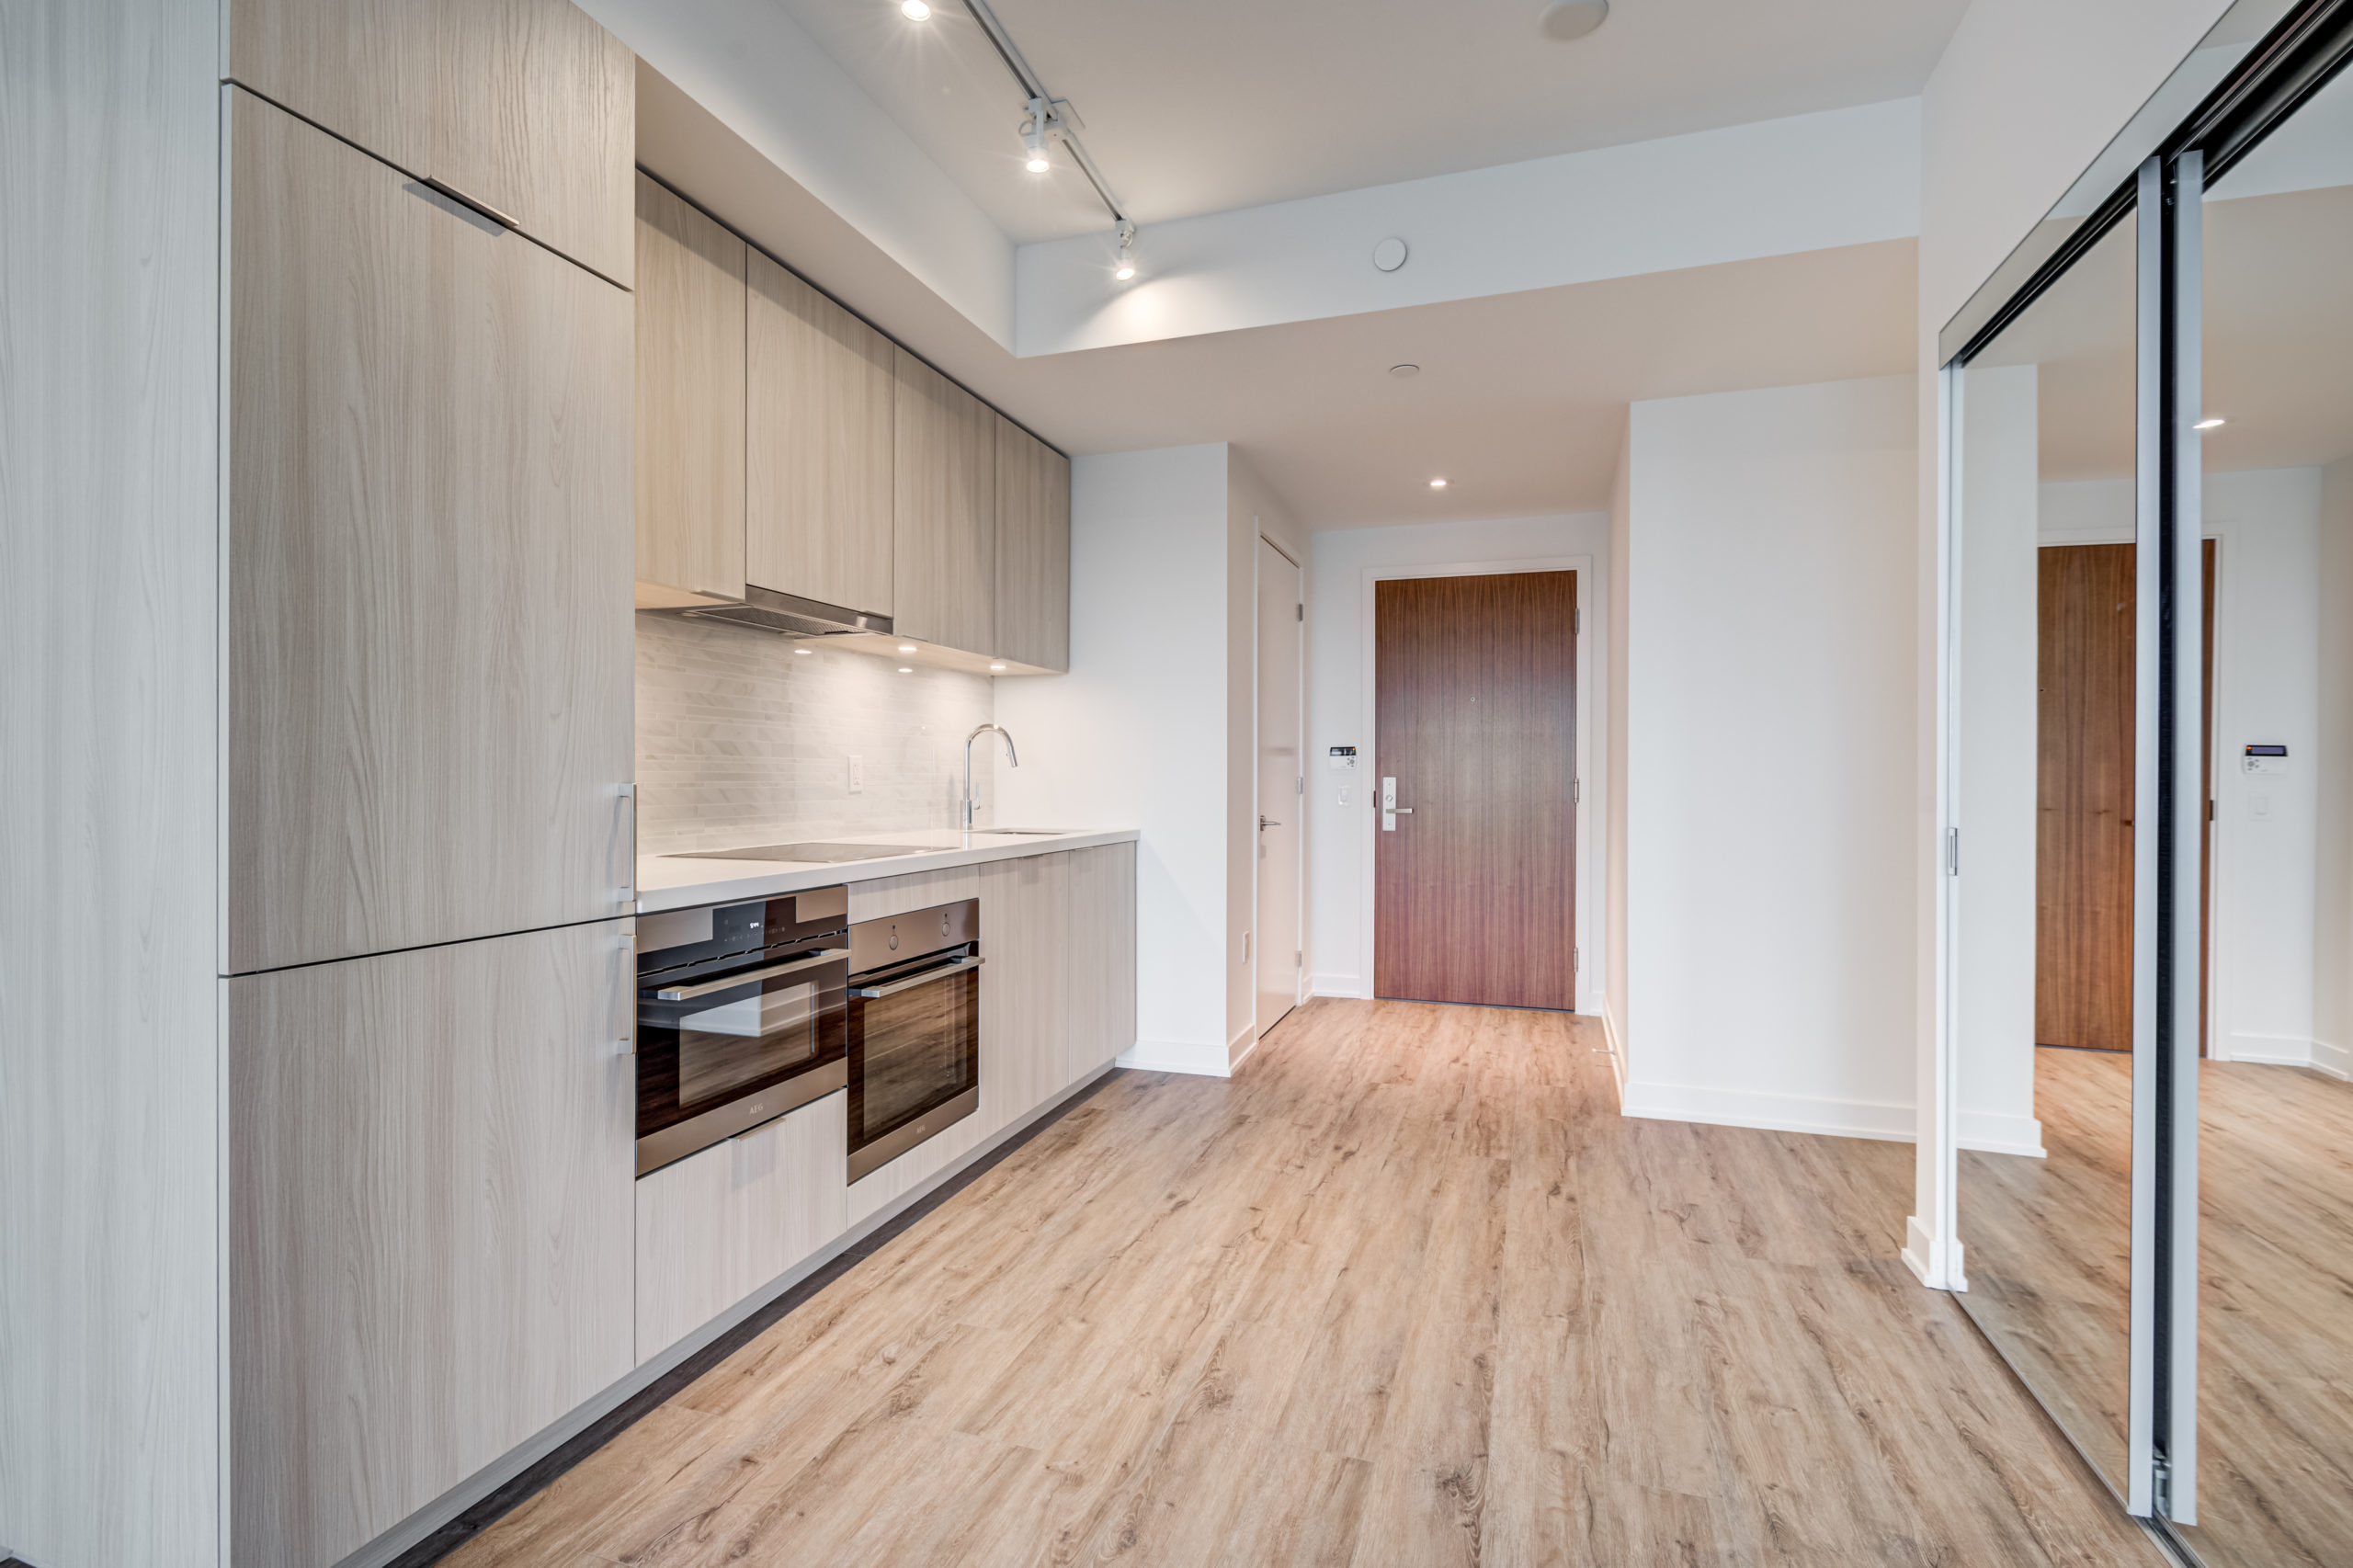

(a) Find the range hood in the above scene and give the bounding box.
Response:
[659,584,892,641]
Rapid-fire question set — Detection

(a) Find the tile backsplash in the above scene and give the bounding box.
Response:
[634,614,996,856]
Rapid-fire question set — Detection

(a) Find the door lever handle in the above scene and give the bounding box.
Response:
[1259,815,1282,830]
[1392,807,1413,814]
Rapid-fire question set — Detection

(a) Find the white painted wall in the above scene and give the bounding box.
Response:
[2207,468,2325,1068]
[1302,513,1610,1011]
[993,445,1242,1075]
[1909,0,2240,1287]
[1953,363,2043,1157]
[1608,436,1632,1075]
[2314,454,2353,1082]
[1621,376,1919,1140]
[1016,99,1922,357]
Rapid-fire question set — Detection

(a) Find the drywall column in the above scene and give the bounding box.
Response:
[1620,375,1918,1138]
[2314,454,2353,1080]
[1,2,224,1563]
[1953,364,2044,1155]
[993,444,1240,1074]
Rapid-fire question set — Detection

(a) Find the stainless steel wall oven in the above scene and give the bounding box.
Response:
[847,899,982,1182]
[635,887,850,1176]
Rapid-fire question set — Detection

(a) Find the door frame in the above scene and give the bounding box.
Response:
[1354,554,1599,1013]
[1252,530,1306,1050]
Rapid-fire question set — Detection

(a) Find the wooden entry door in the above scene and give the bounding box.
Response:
[2034,542,2216,1052]
[1374,572,1576,1008]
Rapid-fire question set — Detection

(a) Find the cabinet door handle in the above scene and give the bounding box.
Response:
[421,176,518,231]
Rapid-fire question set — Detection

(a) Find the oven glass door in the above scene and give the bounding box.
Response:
[849,961,979,1153]
[639,952,847,1151]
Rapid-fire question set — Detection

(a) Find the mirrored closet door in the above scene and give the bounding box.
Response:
[2172,46,2353,1568]
[1944,2,2353,1561]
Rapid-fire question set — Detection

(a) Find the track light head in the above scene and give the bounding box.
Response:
[1022,97,1051,173]
[1113,220,1138,281]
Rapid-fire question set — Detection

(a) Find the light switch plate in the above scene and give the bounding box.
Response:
[847,755,864,794]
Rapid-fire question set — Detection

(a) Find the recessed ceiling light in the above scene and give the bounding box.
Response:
[898,643,918,653]
[1429,478,1449,489]
[898,666,915,674]
[900,0,931,17]
[1372,237,1409,273]
[793,647,812,655]
[1538,0,1609,40]
[990,662,1007,671]
[1390,363,1420,378]
[2196,416,2226,429]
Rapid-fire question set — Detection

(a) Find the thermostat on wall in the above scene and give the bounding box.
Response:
[2244,744,2289,776]
[1328,745,1358,772]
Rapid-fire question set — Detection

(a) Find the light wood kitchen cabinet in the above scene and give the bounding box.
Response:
[993,415,1072,672]
[1067,843,1139,1080]
[635,1091,848,1362]
[224,90,634,974]
[634,172,746,609]
[748,253,895,617]
[228,919,637,1568]
[979,852,1071,1136]
[892,348,996,653]
[225,0,633,283]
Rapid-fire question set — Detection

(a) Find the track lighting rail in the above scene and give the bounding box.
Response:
[959,0,1131,227]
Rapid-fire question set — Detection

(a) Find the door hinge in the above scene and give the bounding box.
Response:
[1574,607,1582,634]
[1296,775,1303,795]
[1573,778,1582,804]
[1297,602,1304,621]
[1573,945,1580,972]
[1946,826,1961,876]
[1296,949,1303,967]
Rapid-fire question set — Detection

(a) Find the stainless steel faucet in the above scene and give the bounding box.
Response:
[963,723,1018,831]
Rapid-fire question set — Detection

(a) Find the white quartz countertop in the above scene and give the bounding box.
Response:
[634,826,1140,914]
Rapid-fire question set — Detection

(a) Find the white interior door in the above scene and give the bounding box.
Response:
[1256,537,1304,1034]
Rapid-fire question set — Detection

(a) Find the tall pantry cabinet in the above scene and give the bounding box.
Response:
[217,6,639,1565]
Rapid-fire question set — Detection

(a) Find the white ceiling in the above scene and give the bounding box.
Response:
[770,0,1969,244]
[983,240,1920,523]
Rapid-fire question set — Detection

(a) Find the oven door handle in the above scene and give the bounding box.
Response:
[853,955,984,999]
[654,949,849,1002]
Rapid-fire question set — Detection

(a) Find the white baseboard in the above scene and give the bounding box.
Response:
[1310,972,1363,998]
[1620,1080,1915,1142]
[2313,1038,2351,1081]
[1903,1215,1962,1291]
[1597,1004,1627,1106]
[1227,1019,1260,1072]
[1117,1038,1233,1078]
[2223,1030,2315,1067]
[1957,1109,2046,1158]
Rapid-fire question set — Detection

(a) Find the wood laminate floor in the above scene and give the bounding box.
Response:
[1961,1046,2353,1568]
[449,1000,2158,1568]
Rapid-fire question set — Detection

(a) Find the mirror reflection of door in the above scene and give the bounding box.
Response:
[2034,540,2218,1052]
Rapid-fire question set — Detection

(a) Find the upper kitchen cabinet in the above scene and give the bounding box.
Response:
[224,90,634,974]
[225,0,633,284]
[634,173,745,609]
[747,253,895,619]
[993,415,1071,673]
[892,348,996,653]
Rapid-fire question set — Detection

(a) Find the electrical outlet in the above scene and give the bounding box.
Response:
[847,755,864,794]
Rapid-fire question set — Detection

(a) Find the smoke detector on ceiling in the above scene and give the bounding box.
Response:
[1539,0,1609,40]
